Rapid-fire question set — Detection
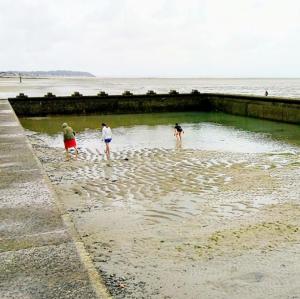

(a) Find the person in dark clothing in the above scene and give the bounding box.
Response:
[174,123,184,141]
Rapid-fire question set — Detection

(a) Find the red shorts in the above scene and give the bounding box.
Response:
[64,139,77,149]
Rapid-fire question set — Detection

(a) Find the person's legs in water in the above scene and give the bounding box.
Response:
[178,131,182,141]
[105,140,111,160]
[106,142,110,159]
[175,131,182,141]
[65,148,70,161]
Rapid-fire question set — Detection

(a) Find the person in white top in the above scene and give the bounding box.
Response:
[101,123,112,159]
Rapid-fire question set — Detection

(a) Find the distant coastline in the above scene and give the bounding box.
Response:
[0,70,95,78]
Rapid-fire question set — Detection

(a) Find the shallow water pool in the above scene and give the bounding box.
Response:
[20,112,300,154]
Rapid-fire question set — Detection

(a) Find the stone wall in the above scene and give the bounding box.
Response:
[204,93,300,124]
[8,92,300,124]
[8,93,210,116]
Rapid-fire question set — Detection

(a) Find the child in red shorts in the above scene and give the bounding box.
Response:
[62,123,78,160]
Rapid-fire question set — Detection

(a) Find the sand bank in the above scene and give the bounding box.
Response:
[28,133,300,298]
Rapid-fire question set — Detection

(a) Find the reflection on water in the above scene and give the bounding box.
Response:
[21,112,300,154]
[175,139,183,150]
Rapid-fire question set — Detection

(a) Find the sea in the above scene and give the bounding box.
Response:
[0,77,300,98]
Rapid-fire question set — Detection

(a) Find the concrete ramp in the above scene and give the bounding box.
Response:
[0,100,109,298]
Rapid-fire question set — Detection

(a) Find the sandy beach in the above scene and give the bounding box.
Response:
[0,0,300,299]
[3,0,300,297]
[27,129,300,299]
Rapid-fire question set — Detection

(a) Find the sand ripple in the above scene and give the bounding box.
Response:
[30,139,300,222]
[28,133,300,299]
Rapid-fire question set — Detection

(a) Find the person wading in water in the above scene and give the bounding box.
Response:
[101,123,112,160]
[62,123,78,161]
[174,123,184,141]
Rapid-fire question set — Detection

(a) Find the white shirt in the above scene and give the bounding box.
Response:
[102,126,112,140]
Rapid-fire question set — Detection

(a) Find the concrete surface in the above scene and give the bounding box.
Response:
[8,93,209,116]
[0,99,110,298]
[8,92,300,124]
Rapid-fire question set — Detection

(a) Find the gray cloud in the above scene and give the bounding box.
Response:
[0,0,300,77]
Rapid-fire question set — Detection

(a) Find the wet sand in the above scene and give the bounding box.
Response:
[26,127,300,299]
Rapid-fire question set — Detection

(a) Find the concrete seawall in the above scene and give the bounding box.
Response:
[0,99,110,298]
[205,93,300,124]
[8,93,210,116]
[8,92,300,124]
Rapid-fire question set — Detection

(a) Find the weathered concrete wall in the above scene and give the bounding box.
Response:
[8,92,300,124]
[9,93,210,116]
[204,93,300,124]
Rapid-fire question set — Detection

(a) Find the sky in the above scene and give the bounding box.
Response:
[0,0,300,77]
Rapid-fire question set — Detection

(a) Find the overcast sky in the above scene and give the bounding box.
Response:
[0,0,300,77]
